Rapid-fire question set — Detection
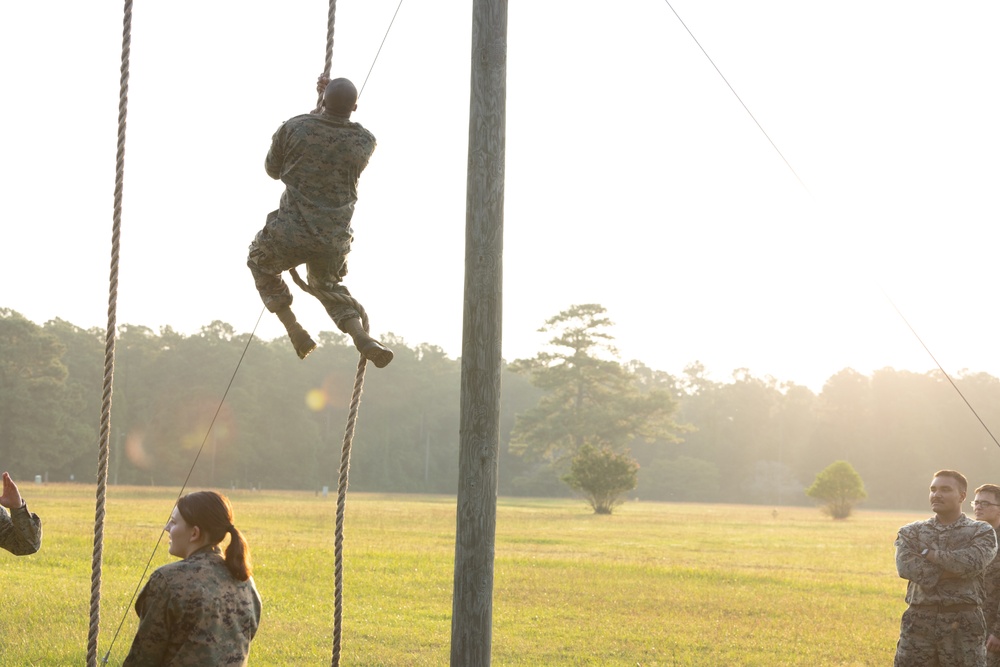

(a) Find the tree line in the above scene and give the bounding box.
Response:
[3,306,1000,510]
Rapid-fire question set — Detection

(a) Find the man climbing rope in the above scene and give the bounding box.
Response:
[247,75,393,368]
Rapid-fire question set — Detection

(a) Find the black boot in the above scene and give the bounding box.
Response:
[276,306,317,360]
[342,317,393,368]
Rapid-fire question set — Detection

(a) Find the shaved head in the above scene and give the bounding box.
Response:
[323,78,359,117]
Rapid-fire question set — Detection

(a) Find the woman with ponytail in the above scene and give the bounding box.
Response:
[123,491,262,666]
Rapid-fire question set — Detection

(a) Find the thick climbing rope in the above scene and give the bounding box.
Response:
[89,1,132,665]
[289,269,367,667]
[304,1,407,659]
[303,0,407,658]
[308,2,365,665]
[87,0,388,662]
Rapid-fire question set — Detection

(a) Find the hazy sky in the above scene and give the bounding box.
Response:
[2,1,997,392]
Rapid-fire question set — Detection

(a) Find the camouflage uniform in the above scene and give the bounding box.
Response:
[984,526,1000,666]
[894,513,998,667]
[247,112,377,328]
[0,502,41,555]
[123,545,262,666]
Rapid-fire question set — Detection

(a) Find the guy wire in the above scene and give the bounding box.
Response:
[102,307,266,662]
[661,0,809,195]
[884,293,1000,449]
[359,0,405,98]
[660,0,998,448]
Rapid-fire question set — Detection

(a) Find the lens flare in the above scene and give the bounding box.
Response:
[306,388,327,411]
[125,430,152,469]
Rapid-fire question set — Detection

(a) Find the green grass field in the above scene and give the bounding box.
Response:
[0,485,920,665]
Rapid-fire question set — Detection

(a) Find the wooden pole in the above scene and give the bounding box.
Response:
[451,0,507,665]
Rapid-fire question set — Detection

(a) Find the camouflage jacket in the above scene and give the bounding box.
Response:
[123,546,262,666]
[984,526,1000,635]
[895,513,998,606]
[0,502,41,556]
[265,111,376,245]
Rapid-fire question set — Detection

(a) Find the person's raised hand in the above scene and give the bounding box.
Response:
[0,472,24,510]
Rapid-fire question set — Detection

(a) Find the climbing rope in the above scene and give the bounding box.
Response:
[302,0,410,657]
[307,0,376,662]
[89,1,132,665]
[88,0,396,661]
[289,269,368,667]
[333,354,366,666]
[314,0,338,112]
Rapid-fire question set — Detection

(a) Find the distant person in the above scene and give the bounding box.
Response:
[123,491,262,666]
[247,74,392,368]
[0,471,41,555]
[894,470,997,667]
[974,483,1000,665]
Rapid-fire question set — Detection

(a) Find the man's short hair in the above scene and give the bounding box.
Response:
[934,469,968,493]
[975,483,1000,500]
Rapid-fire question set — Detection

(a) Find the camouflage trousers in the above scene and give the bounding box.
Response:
[247,212,359,329]
[894,605,987,667]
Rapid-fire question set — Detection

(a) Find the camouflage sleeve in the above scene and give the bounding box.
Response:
[123,573,172,666]
[991,597,1000,638]
[264,123,285,180]
[360,129,376,172]
[935,522,998,576]
[0,504,41,556]
[895,525,942,586]
[250,578,263,639]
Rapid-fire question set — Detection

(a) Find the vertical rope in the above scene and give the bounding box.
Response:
[331,355,366,667]
[89,1,131,665]
[287,271,368,667]
[294,1,366,657]
[315,0,338,111]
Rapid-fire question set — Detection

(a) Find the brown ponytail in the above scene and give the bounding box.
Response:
[176,491,253,581]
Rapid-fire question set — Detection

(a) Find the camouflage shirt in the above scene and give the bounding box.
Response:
[0,502,41,556]
[984,526,1000,635]
[123,546,262,666]
[264,111,376,246]
[895,513,998,606]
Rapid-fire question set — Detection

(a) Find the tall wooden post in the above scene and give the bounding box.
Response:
[451,0,507,665]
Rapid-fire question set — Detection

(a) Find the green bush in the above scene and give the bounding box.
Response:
[806,460,867,519]
[562,444,639,514]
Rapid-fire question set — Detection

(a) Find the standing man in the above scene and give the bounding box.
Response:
[247,75,393,368]
[0,471,42,555]
[894,470,997,666]
[974,483,1000,665]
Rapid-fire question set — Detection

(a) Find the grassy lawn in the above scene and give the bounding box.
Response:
[0,485,916,665]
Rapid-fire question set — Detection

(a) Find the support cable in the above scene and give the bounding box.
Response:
[661,0,809,194]
[661,1,999,443]
[884,293,1000,449]
[101,310,267,663]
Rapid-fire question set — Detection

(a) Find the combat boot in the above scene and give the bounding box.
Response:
[275,306,317,360]
[341,317,393,368]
